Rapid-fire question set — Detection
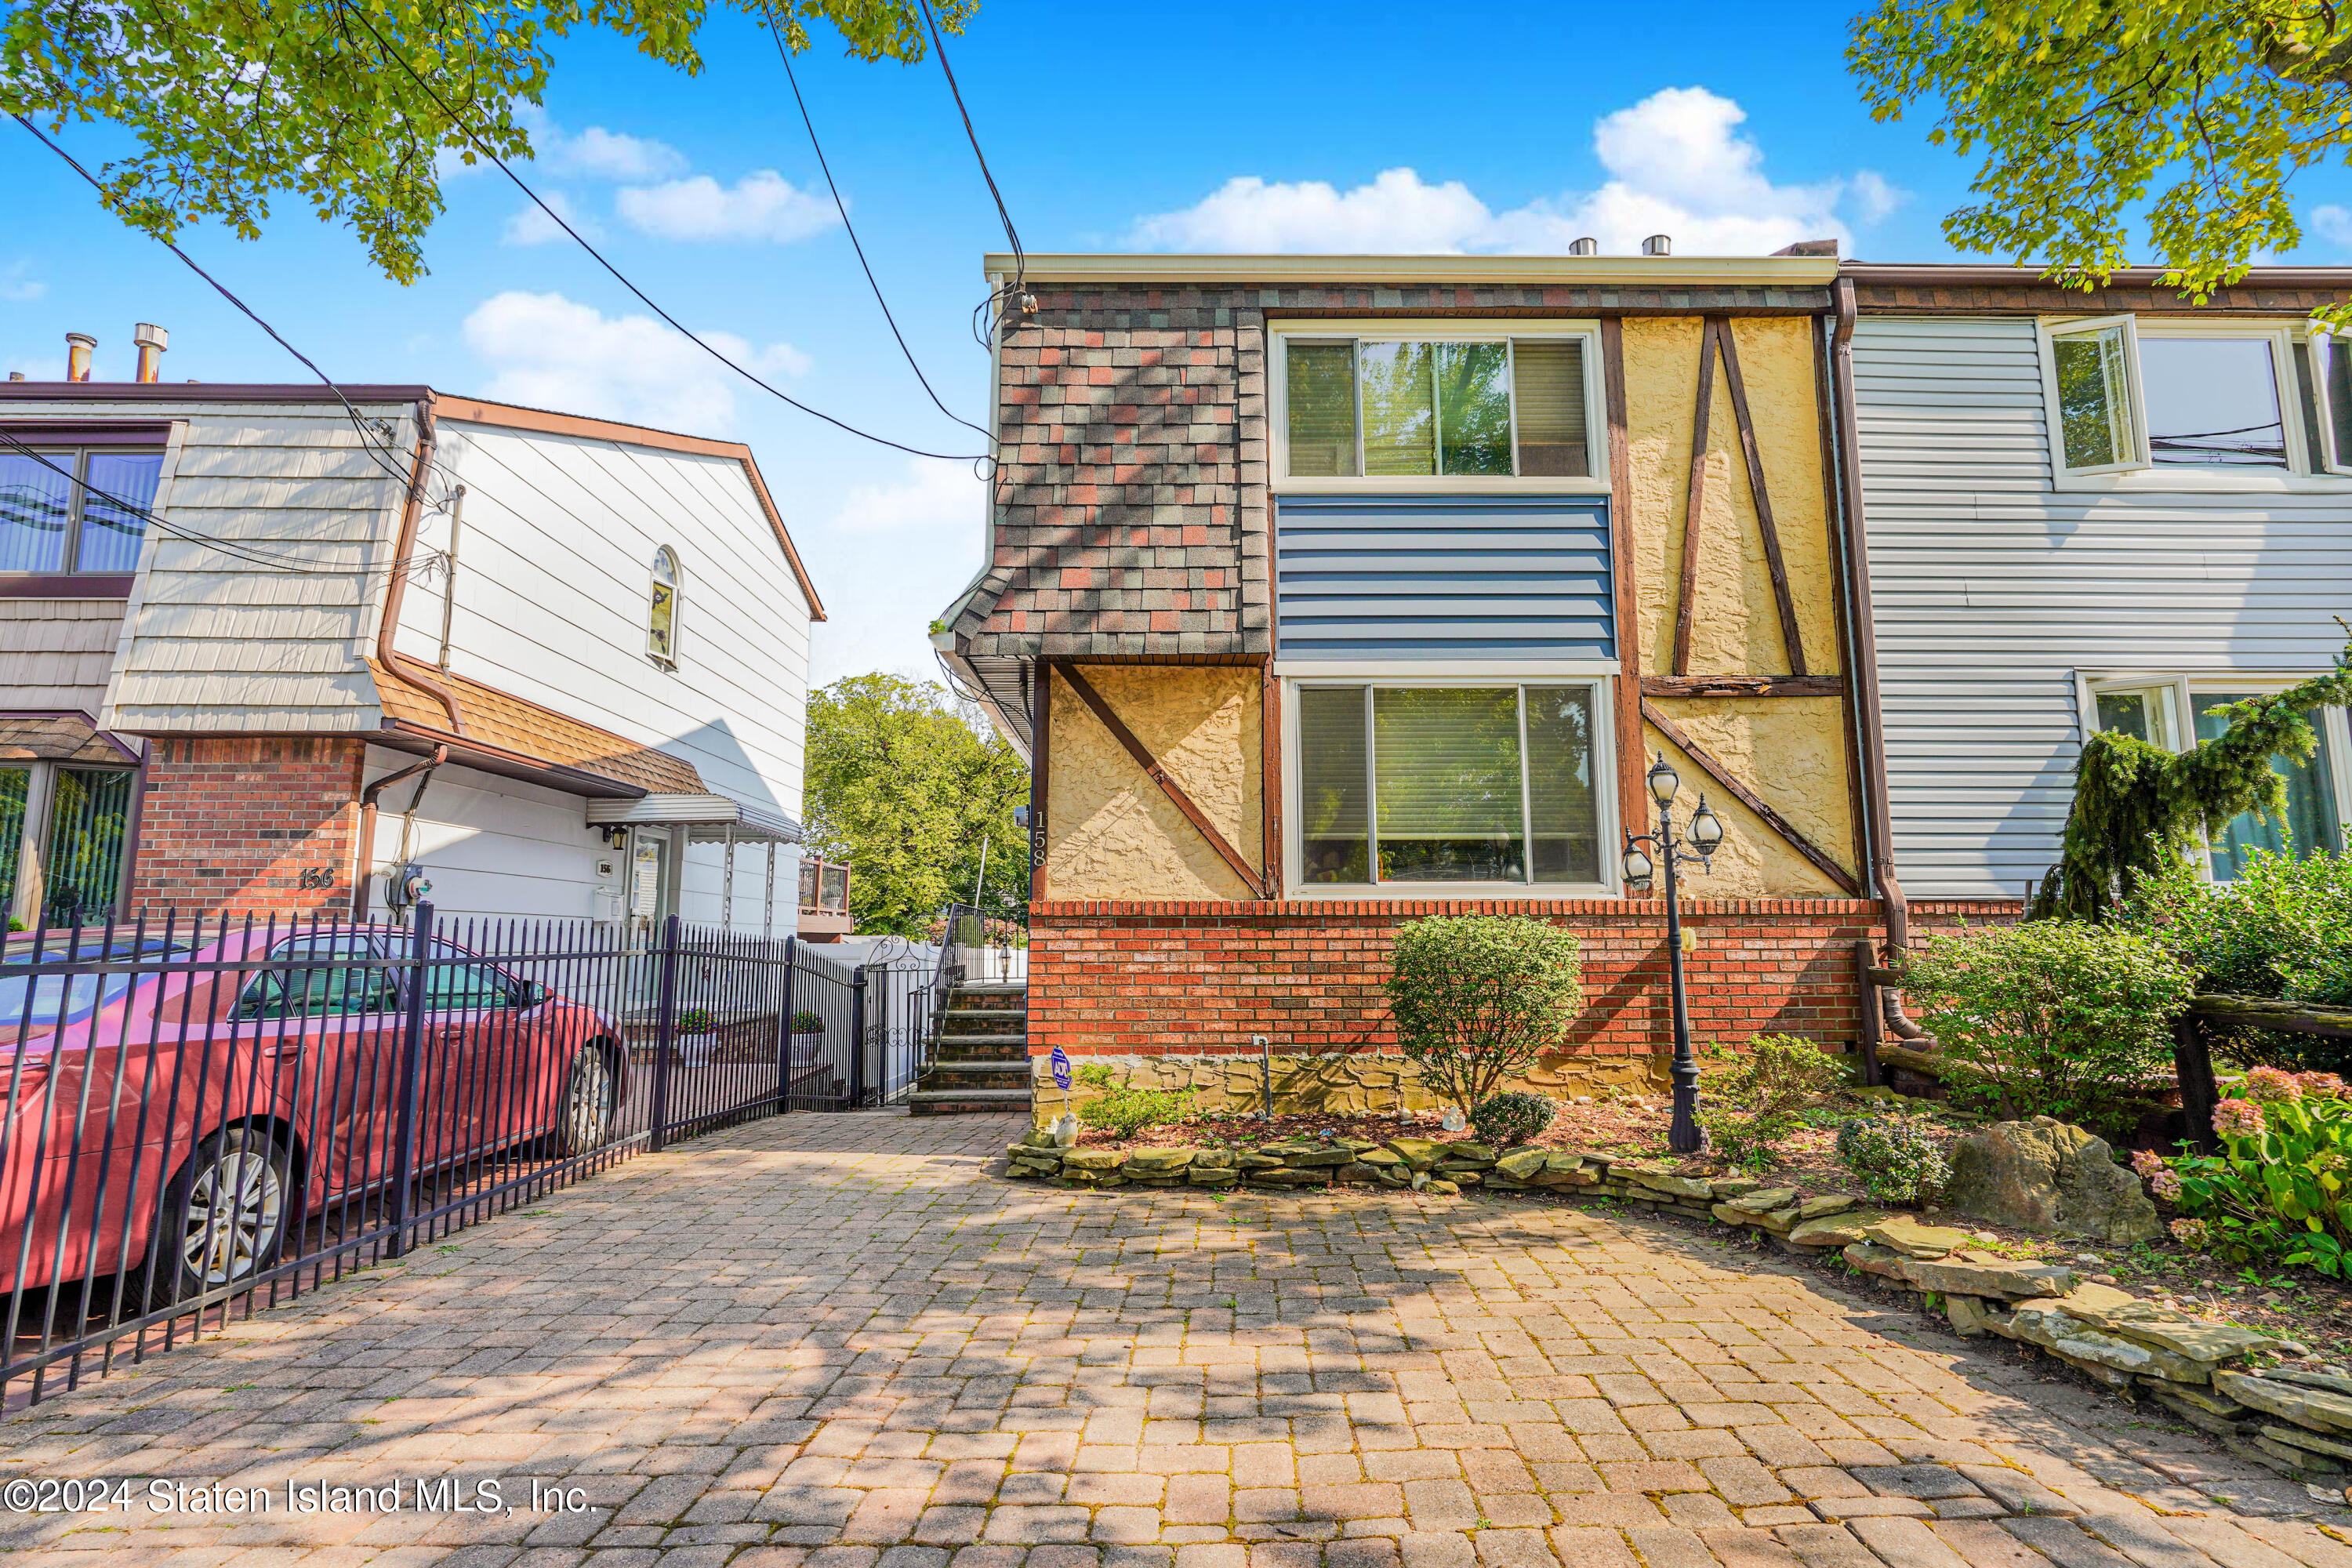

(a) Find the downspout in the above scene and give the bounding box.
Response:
[351,746,446,920]
[379,397,464,734]
[1830,277,1926,1040]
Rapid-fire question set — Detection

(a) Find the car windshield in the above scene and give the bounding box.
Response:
[0,938,189,1029]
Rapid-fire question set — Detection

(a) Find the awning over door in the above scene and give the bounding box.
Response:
[583,793,803,845]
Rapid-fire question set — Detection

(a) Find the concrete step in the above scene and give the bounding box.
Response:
[924,1033,1027,1048]
[906,1086,1032,1116]
[922,1059,1029,1076]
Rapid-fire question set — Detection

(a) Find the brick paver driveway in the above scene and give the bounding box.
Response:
[2,1112,2347,1568]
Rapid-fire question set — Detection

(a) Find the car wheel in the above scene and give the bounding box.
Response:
[556,1044,616,1156]
[134,1127,292,1311]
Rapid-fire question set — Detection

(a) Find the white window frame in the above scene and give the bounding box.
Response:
[1280,671,1620,900]
[2301,325,2352,477]
[648,546,681,668]
[2077,670,2352,880]
[1269,319,1609,495]
[2,758,137,927]
[2037,314,2350,493]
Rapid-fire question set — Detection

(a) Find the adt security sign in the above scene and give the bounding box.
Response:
[1050,1044,1072,1092]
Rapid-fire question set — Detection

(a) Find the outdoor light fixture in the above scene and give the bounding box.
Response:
[1621,753,1729,1155]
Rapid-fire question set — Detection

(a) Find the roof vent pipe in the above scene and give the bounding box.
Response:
[64,333,95,382]
[1567,237,1598,256]
[132,324,169,383]
[1640,234,1671,256]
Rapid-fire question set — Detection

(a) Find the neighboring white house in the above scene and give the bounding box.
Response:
[1846,263,2352,900]
[1,354,822,932]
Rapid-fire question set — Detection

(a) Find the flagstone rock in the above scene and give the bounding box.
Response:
[1185,1167,1239,1186]
[1125,1148,1196,1173]
[1785,1211,1890,1248]
[1623,1167,1714,1200]
[2216,1370,2352,1432]
[1897,1254,2072,1301]
[1189,1147,1236,1170]
[1863,1215,1970,1258]
[1495,1148,1548,1181]
[1384,1137,1445,1171]
[1842,1241,1911,1279]
[1723,1186,1799,1213]
[1062,1148,1126,1172]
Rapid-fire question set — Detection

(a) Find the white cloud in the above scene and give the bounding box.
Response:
[460,291,810,434]
[1130,85,1906,257]
[550,125,687,182]
[2314,205,2352,251]
[834,459,984,535]
[0,263,45,303]
[501,189,600,246]
[806,459,987,688]
[617,171,837,244]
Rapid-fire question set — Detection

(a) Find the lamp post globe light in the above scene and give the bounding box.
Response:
[1620,753,1726,1155]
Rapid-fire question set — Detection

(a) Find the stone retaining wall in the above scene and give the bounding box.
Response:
[1001,1133,2348,1492]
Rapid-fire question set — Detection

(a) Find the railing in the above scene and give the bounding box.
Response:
[0,902,826,1409]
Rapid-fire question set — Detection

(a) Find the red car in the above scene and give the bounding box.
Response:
[0,926,625,1312]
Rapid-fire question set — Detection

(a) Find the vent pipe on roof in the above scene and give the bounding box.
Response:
[132,324,169,383]
[1567,237,1598,256]
[6,373,22,383]
[1640,234,1671,256]
[64,333,95,382]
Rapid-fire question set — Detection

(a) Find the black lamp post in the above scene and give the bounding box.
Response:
[1621,753,1725,1155]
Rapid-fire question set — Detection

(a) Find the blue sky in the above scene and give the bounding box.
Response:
[9,0,2352,688]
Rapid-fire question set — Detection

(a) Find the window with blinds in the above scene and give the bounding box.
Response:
[1293,683,1602,888]
[1281,334,1595,481]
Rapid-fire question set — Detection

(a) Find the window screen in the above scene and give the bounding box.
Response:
[1281,335,1594,479]
[1360,342,1436,477]
[1297,687,1370,884]
[1284,343,1358,477]
[1374,688,1525,882]
[1512,340,1590,477]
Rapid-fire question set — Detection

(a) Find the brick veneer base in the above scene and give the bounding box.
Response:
[131,736,365,917]
[1028,897,2020,1062]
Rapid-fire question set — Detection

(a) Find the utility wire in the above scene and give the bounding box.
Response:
[913,0,1028,354]
[758,7,985,440]
[332,2,985,463]
[13,114,422,492]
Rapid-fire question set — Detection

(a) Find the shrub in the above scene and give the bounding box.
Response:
[2158,1071,2352,1277]
[2123,848,2352,1073]
[790,1010,823,1033]
[1900,920,2194,1136]
[1468,1091,1557,1148]
[1697,1035,1847,1171]
[1074,1063,1196,1139]
[1835,1116,1951,1204]
[1387,916,1583,1120]
[677,1007,716,1034]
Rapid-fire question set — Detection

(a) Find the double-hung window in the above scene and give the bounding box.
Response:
[2085,675,2350,880]
[0,442,163,575]
[1290,681,1609,891]
[2041,316,2352,485]
[1277,325,1605,487]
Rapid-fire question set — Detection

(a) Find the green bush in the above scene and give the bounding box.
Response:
[1900,920,2194,1135]
[1468,1091,1556,1148]
[1386,916,1583,1120]
[2123,848,2352,1073]
[2160,1070,2352,1276]
[1697,1035,1846,1171]
[790,1010,823,1033]
[1074,1063,1196,1139]
[1835,1117,1950,1204]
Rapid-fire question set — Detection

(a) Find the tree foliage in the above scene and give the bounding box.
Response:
[1385,915,1584,1119]
[2034,643,2352,919]
[804,673,1027,939]
[1849,1,2352,311]
[1,0,973,284]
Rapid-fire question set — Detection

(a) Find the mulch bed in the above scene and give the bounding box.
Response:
[1079,1089,2352,1368]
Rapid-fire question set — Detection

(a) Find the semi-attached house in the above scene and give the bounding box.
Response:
[937,249,2023,1114]
[1845,265,2352,900]
[2,362,822,933]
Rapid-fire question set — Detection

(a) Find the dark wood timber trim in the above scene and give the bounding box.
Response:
[1642,674,1846,699]
[1712,321,1807,676]
[1601,318,1647,833]
[1261,662,1282,895]
[1060,663,1267,898]
[1671,318,1720,677]
[1814,319,1875,909]
[1029,662,1055,902]
[1640,698,1862,895]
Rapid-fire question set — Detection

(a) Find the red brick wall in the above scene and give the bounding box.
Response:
[130,737,365,917]
[1029,897,2020,1062]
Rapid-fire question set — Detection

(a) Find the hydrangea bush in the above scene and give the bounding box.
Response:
[2153,1068,2352,1276]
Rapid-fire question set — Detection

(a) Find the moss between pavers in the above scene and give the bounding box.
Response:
[1000,1131,2339,1494]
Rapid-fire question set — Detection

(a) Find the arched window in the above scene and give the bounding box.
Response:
[648,547,679,663]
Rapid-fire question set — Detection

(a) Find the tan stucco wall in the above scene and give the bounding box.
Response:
[1029,1051,1662,1123]
[1620,315,1856,897]
[1044,664,1263,898]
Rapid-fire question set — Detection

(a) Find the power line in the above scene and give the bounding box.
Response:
[13,114,422,493]
[330,2,987,464]
[758,8,985,440]
[912,0,1029,354]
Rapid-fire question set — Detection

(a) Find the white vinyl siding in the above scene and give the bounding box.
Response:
[1853,314,2352,898]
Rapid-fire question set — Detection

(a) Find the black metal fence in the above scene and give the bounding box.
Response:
[0,902,921,1409]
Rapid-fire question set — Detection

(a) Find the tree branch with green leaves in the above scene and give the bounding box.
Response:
[2034,638,2352,919]
[2,0,973,284]
[1849,1,2352,314]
